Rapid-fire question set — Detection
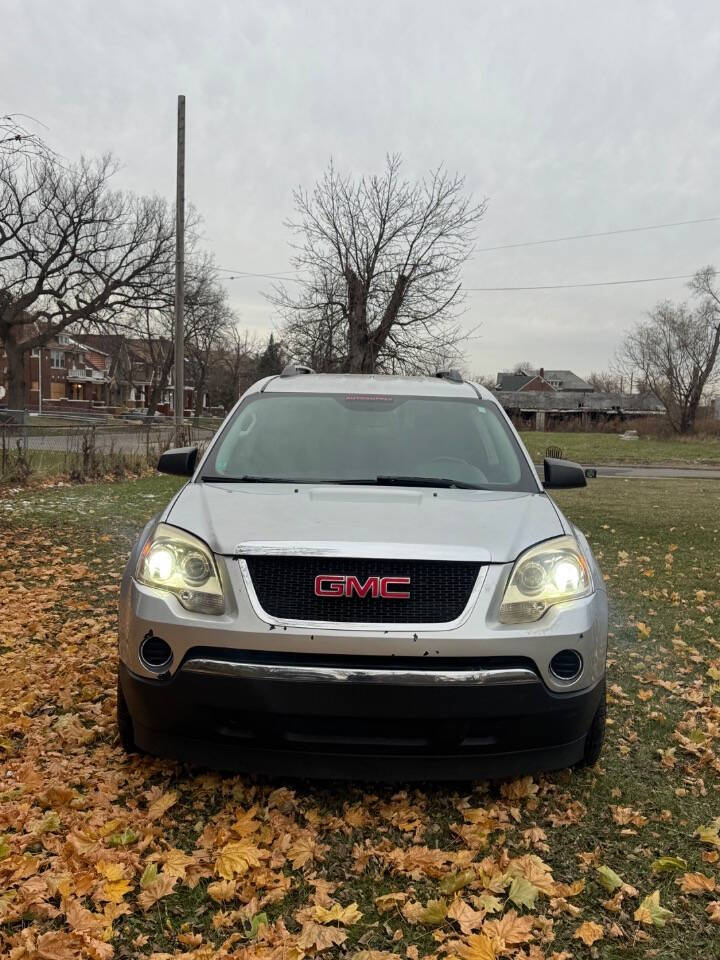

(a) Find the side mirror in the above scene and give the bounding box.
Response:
[543,457,587,490]
[157,446,198,477]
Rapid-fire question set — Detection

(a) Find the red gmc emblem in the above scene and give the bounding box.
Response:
[314,574,410,599]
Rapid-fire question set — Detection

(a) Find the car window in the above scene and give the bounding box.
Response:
[202,393,537,492]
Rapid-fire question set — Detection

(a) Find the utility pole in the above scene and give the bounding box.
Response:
[174,94,186,435]
[38,348,42,415]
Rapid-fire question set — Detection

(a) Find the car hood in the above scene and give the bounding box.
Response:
[165,482,565,563]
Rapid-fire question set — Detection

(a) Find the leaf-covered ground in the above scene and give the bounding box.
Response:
[1,475,719,960]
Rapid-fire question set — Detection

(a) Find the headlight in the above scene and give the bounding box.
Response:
[499,535,592,624]
[136,523,225,615]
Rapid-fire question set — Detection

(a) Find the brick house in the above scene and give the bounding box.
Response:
[495,367,594,393]
[495,370,556,393]
[0,332,111,410]
[1,331,193,413]
[79,334,194,412]
[77,334,157,407]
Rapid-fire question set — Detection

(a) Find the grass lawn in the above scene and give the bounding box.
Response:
[519,430,720,466]
[0,448,71,479]
[0,449,150,482]
[1,475,719,959]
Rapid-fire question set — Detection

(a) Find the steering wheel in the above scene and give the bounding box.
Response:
[429,456,488,483]
[430,456,473,468]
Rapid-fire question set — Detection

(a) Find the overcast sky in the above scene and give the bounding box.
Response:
[5,0,720,377]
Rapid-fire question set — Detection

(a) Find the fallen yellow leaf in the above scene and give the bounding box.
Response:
[457,932,497,960]
[573,920,604,946]
[214,841,266,879]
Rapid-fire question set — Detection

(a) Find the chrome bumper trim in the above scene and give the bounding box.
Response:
[181,658,540,686]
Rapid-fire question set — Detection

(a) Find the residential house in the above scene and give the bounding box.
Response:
[540,369,594,392]
[78,334,194,412]
[495,388,665,430]
[0,330,111,410]
[1,329,194,413]
[494,367,594,393]
[78,334,157,407]
[495,370,556,392]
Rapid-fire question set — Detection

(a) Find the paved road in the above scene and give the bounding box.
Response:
[591,464,720,480]
[534,463,720,480]
[17,426,216,454]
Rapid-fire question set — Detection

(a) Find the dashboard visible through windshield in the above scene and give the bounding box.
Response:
[201,393,538,492]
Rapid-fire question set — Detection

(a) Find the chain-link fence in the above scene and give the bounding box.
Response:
[0,420,217,483]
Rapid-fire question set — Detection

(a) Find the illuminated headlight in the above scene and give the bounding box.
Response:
[499,535,592,624]
[136,523,225,615]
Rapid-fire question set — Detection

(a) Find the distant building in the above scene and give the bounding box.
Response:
[0,331,111,409]
[1,330,194,413]
[495,371,555,392]
[495,388,665,430]
[540,369,594,392]
[495,367,594,393]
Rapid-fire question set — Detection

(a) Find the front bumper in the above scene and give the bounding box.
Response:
[119,654,604,780]
[119,529,608,778]
[119,563,608,694]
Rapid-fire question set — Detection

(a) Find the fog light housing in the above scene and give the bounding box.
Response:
[140,635,173,671]
[550,649,583,681]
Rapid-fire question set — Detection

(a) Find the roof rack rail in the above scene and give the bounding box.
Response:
[435,369,464,384]
[280,363,315,378]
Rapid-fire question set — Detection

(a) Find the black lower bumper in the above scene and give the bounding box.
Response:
[119,658,604,781]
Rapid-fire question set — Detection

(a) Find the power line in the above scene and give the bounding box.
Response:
[219,215,718,284]
[218,214,720,282]
[217,267,301,281]
[465,273,695,291]
[474,216,720,253]
[219,266,698,291]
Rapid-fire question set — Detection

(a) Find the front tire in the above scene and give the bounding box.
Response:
[116,675,137,753]
[578,679,606,767]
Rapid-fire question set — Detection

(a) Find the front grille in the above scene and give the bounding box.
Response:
[242,555,481,624]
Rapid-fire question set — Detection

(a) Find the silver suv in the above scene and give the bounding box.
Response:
[118,369,607,779]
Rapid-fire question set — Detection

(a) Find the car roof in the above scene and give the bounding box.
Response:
[260,372,495,401]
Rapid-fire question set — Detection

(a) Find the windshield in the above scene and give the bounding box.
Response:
[201,393,538,492]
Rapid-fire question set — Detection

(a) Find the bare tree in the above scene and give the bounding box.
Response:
[271,155,486,374]
[0,152,174,407]
[207,327,259,410]
[619,267,720,433]
[120,307,173,414]
[0,114,52,164]
[471,372,497,389]
[119,252,217,416]
[279,269,347,372]
[508,361,537,374]
[186,279,235,419]
[586,369,624,393]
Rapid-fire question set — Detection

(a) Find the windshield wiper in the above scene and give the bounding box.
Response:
[201,475,484,489]
[375,475,484,490]
[201,475,299,483]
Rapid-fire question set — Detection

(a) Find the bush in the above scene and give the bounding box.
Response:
[68,428,153,483]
